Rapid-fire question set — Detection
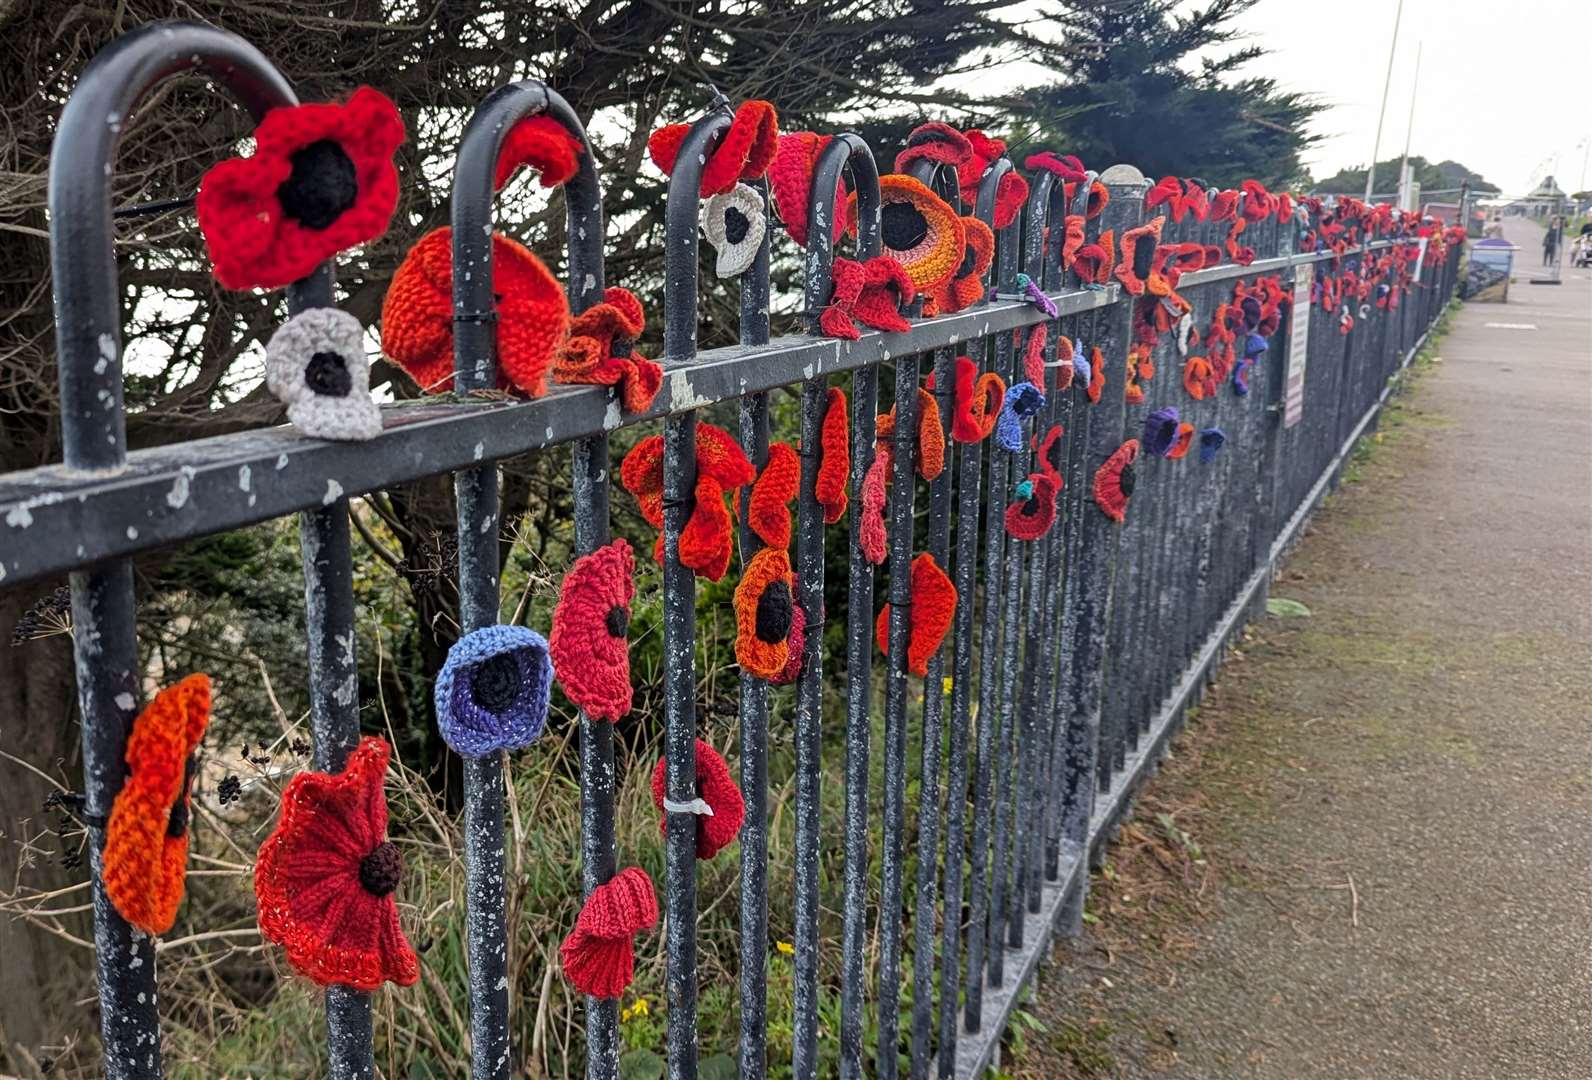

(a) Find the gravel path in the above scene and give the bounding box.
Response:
[1017,218,1592,1079]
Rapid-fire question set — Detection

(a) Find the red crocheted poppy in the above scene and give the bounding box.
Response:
[747,442,800,551]
[1209,189,1239,222]
[956,129,1004,200]
[895,121,974,172]
[495,115,581,191]
[877,387,945,482]
[102,674,210,935]
[196,87,404,291]
[1086,181,1110,220]
[620,424,753,580]
[561,866,657,999]
[1240,179,1273,222]
[770,582,808,686]
[733,547,799,680]
[1181,182,1210,222]
[255,736,419,991]
[990,171,1030,230]
[648,100,779,196]
[849,175,965,292]
[1005,471,1060,541]
[1166,422,1195,460]
[549,539,635,723]
[553,286,662,413]
[859,446,890,565]
[382,227,571,396]
[1225,218,1255,266]
[816,387,850,523]
[947,355,1005,443]
[1170,243,1208,274]
[1072,242,1108,285]
[1022,323,1047,386]
[1184,355,1217,400]
[1087,345,1105,404]
[651,740,745,859]
[1274,191,1294,223]
[1145,176,1184,221]
[768,131,845,248]
[874,552,957,677]
[1093,440,1139,523]
[1060,215,1086,274]
[1114,218,1165,296]
[1025,151,1087,185]
[1033,423,1065,483]
[854,257,917,333]
[925,217,994,315]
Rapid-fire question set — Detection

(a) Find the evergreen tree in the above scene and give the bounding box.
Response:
[1313,155,1501,196]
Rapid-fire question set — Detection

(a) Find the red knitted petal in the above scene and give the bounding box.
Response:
[620,435,665,524]
[874,552,957,676]
[894,122,975,172]
[1022,323,1047,387]
[494,115,582,191]
[696,422,757,489]
[859,446,890,565]
[549,539,635,722]
[650,739,745,859]
[679,474,735,582]
[949,355,981,443]
[646,124,689,175]
[561,866,658,999]
[816,387,850,523]
[991,170,1029,230]
[748,442,800,550]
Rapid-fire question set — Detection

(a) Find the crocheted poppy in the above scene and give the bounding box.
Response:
[561,866,657,999]
[859,447,889,565]
[1022,323,1047,386]
[196,87,404,291]
[102,674,210,936]
[382,227,571,396]
[264,308,382,441]
[990,170,1030,230]
[734,547,798,680]
[874,552,957,677]
[1053,335,1075,391]
[925,217,994,315]
[1086,181,1109,220]
[650,740,745,859]
[1240,179,1273,222]
[1005,472,1059,541]
[1025,151,1087,185]
[1033,423,1065,483]
[767,131,845,248]
[769,584,808,686]
[1114,218,1165,296]
[894,121,974,172]
[1093,440,1139,523]
[820,256,916,339]
[954,130,1027,227]
[1209,189,1239,222]
[815,387,850,523]
[549,539,635,723]
[1060,215,1086,273]
[701,184,766,279]
[1225,218,1256,266]
[648,99,778,196]
[1142,406,1179,457]
[1183,355,1218,401]
[747,442,800,551]
[553,286,662,413]
[255,736,419,991]
[435,625,554,758]
[1166,422,1195,461]
[619,424,753,581]
[1071,241,1109,285]
[877,387,945,482]
[948,355,1004,443]
[994,381,1044,452]
[1198,427,1227,464]
[494,115,581,191]
[1086,345,1105,404]
[850,174,965,292]
[1181,182,1210,222]
[1145,176,1184,220]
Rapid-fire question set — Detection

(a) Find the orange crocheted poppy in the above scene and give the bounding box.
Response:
[925,217,994,315]
[746,442,800,550]
[734,547,799,680]
[848,174,965,292]
[1184,355,1217,400]
[1114,218,1165,297]
[1166,423,1195,460]
[1060,215,1086,273]
[859,446,890,565]
[1053,335,1075,391]
[877,387,945,482]
[1093,440,1139,523]
[815,387,850,523]
[1087,345,1105,404]
[648,100,779,196]
[947,355,1005,443]
[553,287,663,413]
[495,115,581,191]
[874,552,957,677]
[1022,323,1047,386]
[381,227,571,396]
[1086,181,1109,220]
[102,674,211,935]
[549,539,635,722]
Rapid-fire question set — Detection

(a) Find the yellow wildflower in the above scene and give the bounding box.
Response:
[621,997,650,1022]
[775,940,795,957]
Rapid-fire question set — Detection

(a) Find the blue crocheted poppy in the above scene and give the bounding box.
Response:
[994,382,1045,452]
[435,625,554,757]
[1198,427,1226,464]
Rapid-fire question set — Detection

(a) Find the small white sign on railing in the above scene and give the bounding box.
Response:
[1284,264,1312,428]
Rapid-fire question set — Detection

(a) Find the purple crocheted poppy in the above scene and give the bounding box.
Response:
[435,625,554,758]
[1142,406,1180,457]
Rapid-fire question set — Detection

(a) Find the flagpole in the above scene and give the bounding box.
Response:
[1364,0,1405,204]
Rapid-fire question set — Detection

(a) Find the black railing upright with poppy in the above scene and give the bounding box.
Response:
[1,20,1463,1080]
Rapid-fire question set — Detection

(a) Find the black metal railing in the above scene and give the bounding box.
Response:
[0,21,1461,1080]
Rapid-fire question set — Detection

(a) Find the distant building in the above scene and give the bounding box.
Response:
[1518,175,1568,219]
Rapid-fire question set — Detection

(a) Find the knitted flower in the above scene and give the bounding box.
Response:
[549,540,635,723]
[561,866,658,999]
[255,736,419,991]
[995,382,1044,452]
[819,256,916,339]
[1005,472,1059,541]
[650,740,745,859]
[849,174,965,292]
[1142,406,1180,457]
[647,99,779,196]
[1025,151,1087,186]
[701,184,766,279]
[876,387,945,481]
[874,552,957,676]
[553,286,662,413]
[196,87,405,291]
[494,115,582,190]
[1033,423,1065,483]
[1145,175,1184,220]
[767,131,845,248]
[620,424,754,581]
[924,217,994,315]
[1183,355,1218,401]
[264,308,382,441]
[434,625,554,758]
[769,579,808,686]
[746,442,800,550]
[1086,181,1110,220]
[1086,345,1105,404]
[1198,427,1227,464]
[1022,323,1048,385]
[957,130,1029,228]
[734,547,798,680]
[381,227,571,396]
[815,387,850,523]
[103,674,211,936]
[858,446,889,565]
[1060,215,1086,273]
[1093,440,1139,523]
[1114,218,1166,296]
[948,356,1004,443]
[894,121,974,172]
[1167,423,1196,460]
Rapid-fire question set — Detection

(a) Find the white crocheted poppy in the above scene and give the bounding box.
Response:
[265,308,382,441]
[701,184,766,279]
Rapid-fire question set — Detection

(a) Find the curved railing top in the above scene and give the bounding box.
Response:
[801,133,881,329]
[662,107,735,361]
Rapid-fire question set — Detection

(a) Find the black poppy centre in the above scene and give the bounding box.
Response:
[605,604,629,638]
[165,755,199,839]
[755,579,793,644]
[882,201,930,252]
[358,840,403,897]
[278,139,359,230]
[1118,462,1137,498]
[304,351,353,397]
[470,652,522,712]
[723,206,751,246]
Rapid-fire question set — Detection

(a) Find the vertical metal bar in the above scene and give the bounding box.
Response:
[805,134,881,1080]
[736,179,773,1080]
[659,109,733,1080]
[46,25,301,1079]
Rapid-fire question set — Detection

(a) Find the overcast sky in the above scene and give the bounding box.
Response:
[1236,0,1592,194]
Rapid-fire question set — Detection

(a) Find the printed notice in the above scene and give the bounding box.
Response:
[1284,264,1311,428]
